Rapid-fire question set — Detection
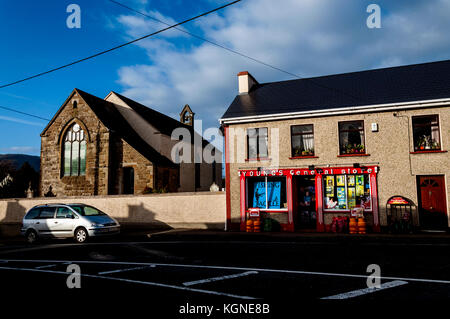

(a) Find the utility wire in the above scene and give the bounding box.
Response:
[108,0,301,79]
[108,0,362,103]
[0,0,242,89]
[0,105,50,121]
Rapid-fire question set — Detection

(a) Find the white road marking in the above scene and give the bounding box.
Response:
[35,264,58,269]
[98,265,155,275]
[0,265,256,300]
[321,280,409,299]
[1,259,450,285]
[183,271,258,286]
[35,262,71,269]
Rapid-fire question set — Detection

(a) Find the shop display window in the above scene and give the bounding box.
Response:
[412,115,441,151]
[338,121,365,155]
[247,176,287,210]
[323,174,371,211]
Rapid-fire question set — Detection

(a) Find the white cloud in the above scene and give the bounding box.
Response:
[112,0,450,139]
[0,115,45,127]
[0,146,40,154]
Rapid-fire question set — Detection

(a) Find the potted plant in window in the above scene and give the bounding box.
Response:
[358,144,365,154]
[345,143,352,154]
[431,140,440,150]
[424,135,431,150]
[417,136,426,150]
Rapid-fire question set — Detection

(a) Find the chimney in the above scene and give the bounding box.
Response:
[237,71,258,95]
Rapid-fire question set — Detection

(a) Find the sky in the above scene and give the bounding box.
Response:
[1,0,450,156]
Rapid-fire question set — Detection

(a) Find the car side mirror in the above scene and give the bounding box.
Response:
[66,214,75,219]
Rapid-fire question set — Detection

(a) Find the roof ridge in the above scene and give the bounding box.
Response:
[111,91,188,128]
[262,59,450,86]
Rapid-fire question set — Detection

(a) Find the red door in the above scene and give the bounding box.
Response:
[418,176,448,229]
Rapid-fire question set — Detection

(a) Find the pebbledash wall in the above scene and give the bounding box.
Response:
[0,192,225,236]
[224,106,450,231]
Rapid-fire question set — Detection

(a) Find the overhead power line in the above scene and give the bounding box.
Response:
[108,0,301,79]
[0,0,242,89]
[107,0,362,103]
[0,105,50,121]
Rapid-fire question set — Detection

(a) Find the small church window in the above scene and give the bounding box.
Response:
[183,112,190,123]
[63,123,86,176]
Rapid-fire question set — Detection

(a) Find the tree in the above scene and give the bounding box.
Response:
[0,161,39,198]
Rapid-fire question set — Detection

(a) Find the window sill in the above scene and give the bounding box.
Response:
[261,209,288,213]
[410,150,447,154]
[337,153,370,157]
[245,157,271,162]
[323,210,373,213]
[289,156,318,159]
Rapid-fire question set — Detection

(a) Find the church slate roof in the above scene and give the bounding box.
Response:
[75,89,177,168]
[221,60,450,120]
[111,91,193,136]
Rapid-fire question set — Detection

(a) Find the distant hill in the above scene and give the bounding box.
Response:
[0,154,40,171]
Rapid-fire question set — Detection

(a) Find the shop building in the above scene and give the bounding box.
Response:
[220,60,450,232]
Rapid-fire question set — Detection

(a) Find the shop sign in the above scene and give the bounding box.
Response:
[248,208,260,217]
[387,196,410,205]
[239,166,377,177]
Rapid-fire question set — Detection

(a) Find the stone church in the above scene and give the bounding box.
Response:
[40,88,222,197]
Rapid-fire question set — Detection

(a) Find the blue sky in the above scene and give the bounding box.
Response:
[1,0,450,156]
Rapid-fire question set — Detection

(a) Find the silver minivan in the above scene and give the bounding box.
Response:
[21,204,120,243]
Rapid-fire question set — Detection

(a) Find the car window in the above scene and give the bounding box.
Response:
[38,207,56,219]
[83,206,105,216]
[56,207,74,218]
[69,205,105,216]
[24,208,40,220]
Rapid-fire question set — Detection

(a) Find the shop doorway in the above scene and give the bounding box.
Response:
[293,176,316,230]
[417,175,448,230]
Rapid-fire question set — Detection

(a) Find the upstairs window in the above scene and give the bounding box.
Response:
[291,124,314,157]
[62,123,86,176]
[339,121,365,155]
[412,115,441,151]
[247,128,268,159]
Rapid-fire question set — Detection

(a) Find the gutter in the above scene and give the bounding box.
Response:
[219,98,450,125]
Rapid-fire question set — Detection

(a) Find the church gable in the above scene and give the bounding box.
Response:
[40,89,110,197]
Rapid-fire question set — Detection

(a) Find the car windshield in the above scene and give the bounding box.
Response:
[69,205,106,216]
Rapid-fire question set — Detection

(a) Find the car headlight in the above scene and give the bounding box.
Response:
[91,223,104,227]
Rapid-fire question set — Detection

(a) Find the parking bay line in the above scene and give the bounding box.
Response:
[35,262,71,269]
[98,265,156,275]
[183,271,258,286]
[2,259,450,285]
[321,280,409,299]
[0,265,257,300]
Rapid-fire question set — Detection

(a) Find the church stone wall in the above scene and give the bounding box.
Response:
[40,91,110,197]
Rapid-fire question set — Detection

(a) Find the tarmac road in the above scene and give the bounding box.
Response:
[0,230,449,315]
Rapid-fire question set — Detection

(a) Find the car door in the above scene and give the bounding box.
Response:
[22,207,41,232]
[50,207,77,237]
[35,207,56,236]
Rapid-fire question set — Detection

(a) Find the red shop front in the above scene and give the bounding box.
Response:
[239,166,380,233]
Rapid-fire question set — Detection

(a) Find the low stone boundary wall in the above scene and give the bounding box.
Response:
[0,192,226,236]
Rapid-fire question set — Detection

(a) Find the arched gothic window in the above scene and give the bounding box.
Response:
[62,123,86,176]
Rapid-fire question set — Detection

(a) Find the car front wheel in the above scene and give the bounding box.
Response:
[75,227,88,243]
